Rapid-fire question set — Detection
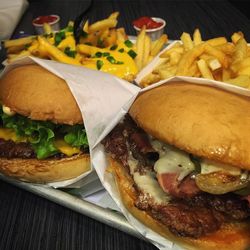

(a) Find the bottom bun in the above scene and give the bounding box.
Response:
[108,158,250,250]
[0,153,90,183]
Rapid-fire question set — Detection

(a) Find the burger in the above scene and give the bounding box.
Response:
[102,82,250,249]
[0,64,90,183]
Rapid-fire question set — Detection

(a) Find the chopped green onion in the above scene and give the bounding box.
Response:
[96,60,104,70]
[64,47,76,58]
[124,39,133,48]
[110,44,118,50]
[107,56,116,64]
[94,52,103,58]
[127,49,137,59]
[118,48,124,53]
[116,61,124,65]
[54,31,66,46]
[102,52,110,57]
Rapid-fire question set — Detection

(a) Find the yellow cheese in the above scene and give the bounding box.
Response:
[0,128,80,157]
[0,128,26,142]
[54,139,80,157]
[78,43,138,78]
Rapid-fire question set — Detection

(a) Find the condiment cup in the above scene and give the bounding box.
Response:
[32,15,60,34]
[133,17,166,41]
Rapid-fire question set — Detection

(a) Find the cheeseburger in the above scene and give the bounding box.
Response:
[103,82,250,249]
[0,65,90,183]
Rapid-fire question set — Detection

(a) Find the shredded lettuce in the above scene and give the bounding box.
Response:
[0,107,88,159]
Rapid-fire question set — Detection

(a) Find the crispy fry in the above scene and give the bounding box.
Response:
[88,19,117,33]
[37,36,81,65]
[215,43,234,55]
[176,43,206,76]
[103,29,117,47]
[231,31,244,44]
[108,12,119,20]
[135,26,146,70]
[142,35,151,68]
[159,45,184,58]
[181,32,193,50]
[43,23,52,34]
[116,28,127,42]
[206,37,227,47]
[150,34,168,56]
[197,59,214,80]
[238,66,250,76]
[7,50,31,63]
[204,44,229,68]
[232,37,248,64]
[208,58,222,71]
[193,28,202,46]
[140,73,161,87]
[4,36,36,48]
[226,75,250,88]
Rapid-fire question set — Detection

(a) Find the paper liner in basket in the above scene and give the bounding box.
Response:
[91,75,250,250]
[0,56,140,188]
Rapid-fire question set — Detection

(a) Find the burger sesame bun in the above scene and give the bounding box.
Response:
[0,64,82,125]
[109,158,250,250]
[0,153,90,183]
[129,82,250,171]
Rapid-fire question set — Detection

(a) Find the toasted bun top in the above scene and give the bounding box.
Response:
[129,82,250,171]
[0,64,83,125]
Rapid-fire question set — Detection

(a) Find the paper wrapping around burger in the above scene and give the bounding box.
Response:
[90,62,250,249]
[0,56,140,188]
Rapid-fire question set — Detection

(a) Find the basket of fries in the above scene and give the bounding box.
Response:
[136,29,250,89]
[2,12,168,83]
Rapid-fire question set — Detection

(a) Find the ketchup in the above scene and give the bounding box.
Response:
[133,16,163,29]
[33,15,58,25]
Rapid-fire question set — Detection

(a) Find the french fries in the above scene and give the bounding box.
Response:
[3,11,168,81]
[140,29,250,89]
[134,26,168,71]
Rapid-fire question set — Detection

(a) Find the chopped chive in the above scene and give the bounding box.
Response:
[107,56,116,64]
[102,52,110,57]
[54,31,66,46]
[96,60,104,70]
[118,48,124,53]
[94,52,103,58]
[64,47,76,58]
[116,61,124,65]
[110,44,118,50]
[127,49,137,59]
[124,39,133,48]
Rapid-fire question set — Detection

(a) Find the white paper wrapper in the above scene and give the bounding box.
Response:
[91,72,250,249]
[0,56,140,188]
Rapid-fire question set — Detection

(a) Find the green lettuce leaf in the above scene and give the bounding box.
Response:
[0,107,88,159]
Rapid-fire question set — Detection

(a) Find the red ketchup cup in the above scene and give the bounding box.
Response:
[32,15,60,34]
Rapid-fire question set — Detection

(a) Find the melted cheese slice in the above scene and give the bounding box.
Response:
[127,154,170,205]
[0,128,26,142]
[153,143,195,181]
[0,128,80,157]
[54,139,80,157]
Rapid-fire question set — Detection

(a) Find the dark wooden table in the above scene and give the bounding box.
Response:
[1,1,250,250]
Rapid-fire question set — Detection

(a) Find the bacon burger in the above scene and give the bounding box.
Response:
[103,82,250,250]
[0,64,90,183]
